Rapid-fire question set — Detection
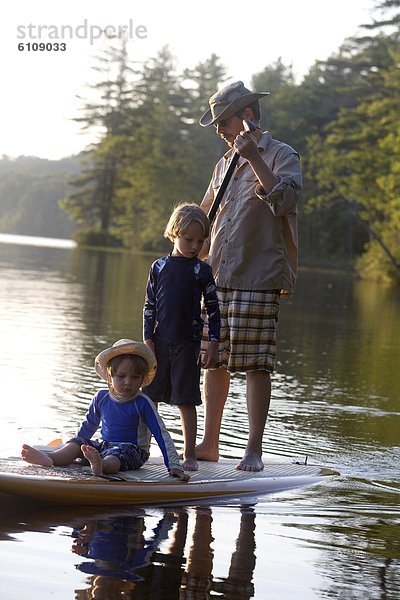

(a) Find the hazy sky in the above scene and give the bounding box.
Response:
[1,0,376,160]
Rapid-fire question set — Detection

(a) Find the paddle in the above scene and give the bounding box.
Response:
[207,119,257,226]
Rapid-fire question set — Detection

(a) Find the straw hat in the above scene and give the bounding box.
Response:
[199,80,269,127]
[95,339,157,387]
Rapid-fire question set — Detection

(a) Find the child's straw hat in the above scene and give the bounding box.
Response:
[95,339,157,387]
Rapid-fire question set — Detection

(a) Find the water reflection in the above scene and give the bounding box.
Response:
[0,496,257,600]
[72,506,256,599]
[1,238,400,599]
[67,248,154,340]
[281,481,400,600]
[2,482,399,599]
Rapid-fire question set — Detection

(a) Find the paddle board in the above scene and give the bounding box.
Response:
[0,455,338,506]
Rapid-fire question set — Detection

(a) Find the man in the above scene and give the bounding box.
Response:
[197,80,302,471]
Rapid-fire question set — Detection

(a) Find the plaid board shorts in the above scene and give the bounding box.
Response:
[202,287,281,373]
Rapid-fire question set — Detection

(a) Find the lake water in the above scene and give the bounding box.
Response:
[0,234,399,599]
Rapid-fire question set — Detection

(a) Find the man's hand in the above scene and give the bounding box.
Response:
[169,467,190,482]
[233,129,259,161]
[234,129,279,193]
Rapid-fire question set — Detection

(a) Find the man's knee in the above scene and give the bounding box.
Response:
[246,369,270,380]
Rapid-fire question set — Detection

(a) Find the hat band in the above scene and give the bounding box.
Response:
[210,101,235,121]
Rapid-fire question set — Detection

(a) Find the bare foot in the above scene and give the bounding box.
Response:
[193,441,219,462]
[235,452,264,472]
[81,445,103,476]
[182,457,198,471]
[21,444,53,467]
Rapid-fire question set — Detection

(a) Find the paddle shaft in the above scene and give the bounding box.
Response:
[207,119,257,226]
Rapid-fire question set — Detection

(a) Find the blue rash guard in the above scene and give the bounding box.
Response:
[76,389,181,471]
[143,254,220,342]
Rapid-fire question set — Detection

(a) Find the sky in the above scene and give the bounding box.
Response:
[1,0,377,160]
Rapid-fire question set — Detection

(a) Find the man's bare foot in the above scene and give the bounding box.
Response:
[182,457,198,471]
[193,441,219,462]
[81,445,103,477]
[235,452,264,472]
[21,444,53,467]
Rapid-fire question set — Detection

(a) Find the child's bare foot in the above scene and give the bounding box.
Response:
[21,444,53,467]
[81,445,103,476]
[169,467,190,482]
[182,457,198,471]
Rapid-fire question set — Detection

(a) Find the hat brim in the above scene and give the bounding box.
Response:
[95,341,157,387]
[199,91,269,127]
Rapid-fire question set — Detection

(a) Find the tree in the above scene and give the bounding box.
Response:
[116,47,195,250]
[182,54,228,194]
[298,0,400,273]
[251,59,307,153]
[61,38,138,246]
[307,42,400,280]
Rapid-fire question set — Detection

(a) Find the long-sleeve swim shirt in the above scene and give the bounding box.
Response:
[76,389,181,471]
[143,254,220,342]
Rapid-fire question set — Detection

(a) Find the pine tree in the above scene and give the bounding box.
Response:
[60,38,138,246]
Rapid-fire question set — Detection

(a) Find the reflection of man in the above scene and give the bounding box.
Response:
[184,506,256,600]
[198,81,303,471]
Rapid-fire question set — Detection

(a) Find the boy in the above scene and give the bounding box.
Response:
[143,203,220,471]
[21,339,189,481]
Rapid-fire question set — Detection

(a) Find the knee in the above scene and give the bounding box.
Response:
[246,370,270,380]
[102,455,121,473]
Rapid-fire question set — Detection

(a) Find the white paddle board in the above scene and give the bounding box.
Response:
[0,454,338,506]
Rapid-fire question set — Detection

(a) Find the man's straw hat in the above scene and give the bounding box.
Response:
[199,80,269,127]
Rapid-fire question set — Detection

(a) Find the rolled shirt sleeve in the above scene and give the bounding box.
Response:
[255,146,302,216]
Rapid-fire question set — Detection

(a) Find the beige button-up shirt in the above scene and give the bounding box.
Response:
[200,131,302,294]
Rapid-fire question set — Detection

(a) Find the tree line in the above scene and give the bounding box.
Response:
[0,155,79,239]
[1,1,398,282]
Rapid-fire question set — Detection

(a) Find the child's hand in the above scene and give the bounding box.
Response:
[201,340,219,369]
[169,467,190,482]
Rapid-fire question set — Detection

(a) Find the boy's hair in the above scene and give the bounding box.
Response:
[164,203,210,242]
[107,354,149,380]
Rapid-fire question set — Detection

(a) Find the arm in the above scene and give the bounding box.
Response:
[199,177,215,216]
[233,130,278,193]
[199,174,216,260]
[201,266,220,369]
[201,340,219,369]
[143,264,157,343]
[237,133,278,192]
[234,131,302,216]
[140,395,190,481]
[76,393,102,439]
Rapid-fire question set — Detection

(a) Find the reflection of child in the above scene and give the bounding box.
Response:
[21,339,189,481]
[72,513,176,582]
[143,203,220,472]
